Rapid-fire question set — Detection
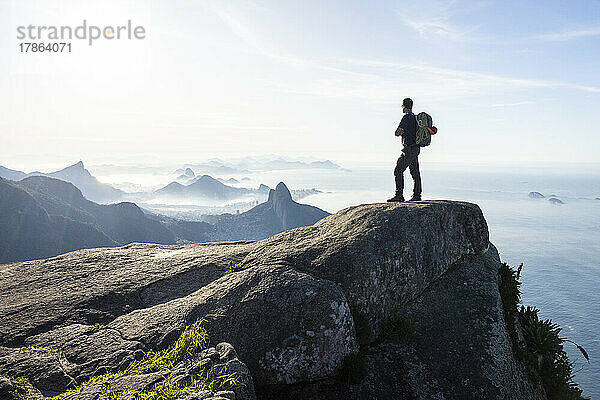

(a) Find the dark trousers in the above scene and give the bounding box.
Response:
[394,146,422,197]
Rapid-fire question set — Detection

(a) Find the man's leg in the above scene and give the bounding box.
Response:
[389,150,414,201]
[409,147,422,199]
[394,154,411,195]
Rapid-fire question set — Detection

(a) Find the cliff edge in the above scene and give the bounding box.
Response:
[0,201,545,399]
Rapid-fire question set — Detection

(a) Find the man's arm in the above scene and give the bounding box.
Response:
[395,125,404,136]
[395,115,408,136]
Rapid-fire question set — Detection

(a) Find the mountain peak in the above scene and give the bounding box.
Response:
[71,161,85,169]
[268,182,292,204]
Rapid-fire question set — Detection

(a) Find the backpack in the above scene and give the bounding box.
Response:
[415,112,434,147]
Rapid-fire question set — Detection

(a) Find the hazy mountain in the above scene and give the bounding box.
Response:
[38,161,123,203]
[186,157,346,172]
[257,184,271,194]
[253,184,321,201]
[0,177,117,263]
[0,176,328,263]
[182,163,249,175]
[18,176,175,246]
[0,166,27,181]
[155,217,215,244]
[529,191,545,199]
[175,174,192,183]
[155,175,251,200]
[180,157,345,175]
[0,161,123,203]
[217,177,239,185]
[213,182,329,240]
[155,175,318,204]
[254,158,344,171]
[291,188,322,200]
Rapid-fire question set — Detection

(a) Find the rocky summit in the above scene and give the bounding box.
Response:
[0,201,545,399]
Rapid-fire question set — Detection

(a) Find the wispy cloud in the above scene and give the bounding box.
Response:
[490,101,535,108]
[396,0,479,41]
[339,58,600,96]
[203,1,600,104]
[535,26,600,41]
[401,18,478,41]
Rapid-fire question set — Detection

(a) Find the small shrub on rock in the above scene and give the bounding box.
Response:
[498,263,589,400]
[53,320,237,400]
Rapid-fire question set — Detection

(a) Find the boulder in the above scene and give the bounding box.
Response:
[255,245,543,400]
[243,201,489,342]
[99,265,357,386]
[528,191,545,199]
[0,201,546,399]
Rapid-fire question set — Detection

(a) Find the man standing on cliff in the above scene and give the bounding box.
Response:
[387,97,422,202]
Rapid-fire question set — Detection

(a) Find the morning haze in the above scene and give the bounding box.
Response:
[2,0,600,170]
[0,1,599,399]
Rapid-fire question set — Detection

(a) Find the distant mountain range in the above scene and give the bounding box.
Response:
[0,176,176,263]
[155,175,253,200]
[0,177,116,263]
[183,157,347,173]
[0,161,122,203]
[0,176,329,264]
[154,174,321,202]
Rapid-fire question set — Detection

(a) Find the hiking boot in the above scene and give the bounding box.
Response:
[387,194,405,202]
[408,195,422,202]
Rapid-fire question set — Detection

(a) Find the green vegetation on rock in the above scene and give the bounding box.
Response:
[54,321,237,400]
[224,262,242,275]
[499,263,589,400]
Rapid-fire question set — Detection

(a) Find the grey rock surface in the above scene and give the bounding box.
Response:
[243,200,489,342]
[384,244,543,400]
[105,265,357,386]
[0,241,257,346]
[0,201,543,399]
[256,246,544,400]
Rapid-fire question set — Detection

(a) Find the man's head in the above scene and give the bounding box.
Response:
[402,98,413,113]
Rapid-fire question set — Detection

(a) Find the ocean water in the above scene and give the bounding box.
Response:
[237,163,600,398]
[97,162,600,397]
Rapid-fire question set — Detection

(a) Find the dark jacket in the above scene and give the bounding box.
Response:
[397,112,417,148]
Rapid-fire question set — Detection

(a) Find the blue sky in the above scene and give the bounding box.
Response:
[1,0,599,169]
